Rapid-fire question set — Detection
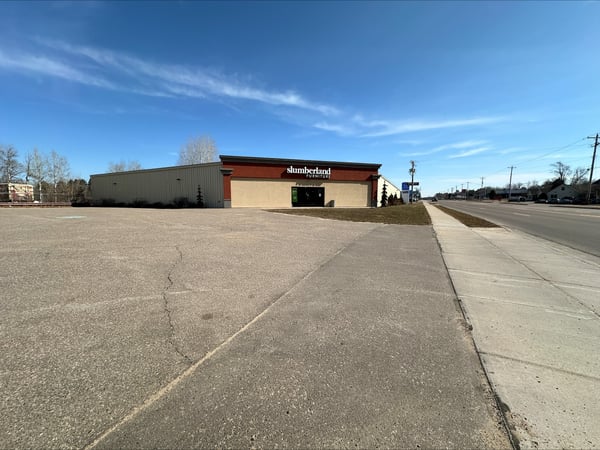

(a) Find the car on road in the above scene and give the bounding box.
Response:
[559,197,573,204]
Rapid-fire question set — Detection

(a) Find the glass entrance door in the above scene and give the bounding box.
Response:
[291,187,325,207]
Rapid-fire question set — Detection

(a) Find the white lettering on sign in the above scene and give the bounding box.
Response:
[286,166,331,179]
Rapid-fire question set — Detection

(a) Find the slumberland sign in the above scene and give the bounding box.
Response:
[286,166,331,179]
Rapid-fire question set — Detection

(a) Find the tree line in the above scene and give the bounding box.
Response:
[0,144,87,203]
[437,161,597,202]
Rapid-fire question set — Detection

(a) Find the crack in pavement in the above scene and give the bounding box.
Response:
[163,245,192,365]
[84,226,379,450]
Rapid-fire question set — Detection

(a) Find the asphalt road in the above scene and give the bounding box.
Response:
[437,200,600,257]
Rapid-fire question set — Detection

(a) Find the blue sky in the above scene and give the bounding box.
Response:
[1,1,599,197]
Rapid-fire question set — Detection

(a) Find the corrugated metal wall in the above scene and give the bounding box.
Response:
[90,163,225,207]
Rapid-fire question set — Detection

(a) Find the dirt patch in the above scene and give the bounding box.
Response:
[434,204,499,228]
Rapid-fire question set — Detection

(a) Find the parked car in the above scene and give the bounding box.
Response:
[559,197,573,204]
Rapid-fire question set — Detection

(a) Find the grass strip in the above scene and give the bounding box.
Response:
[269,203,431,225]
[434,204,499,228]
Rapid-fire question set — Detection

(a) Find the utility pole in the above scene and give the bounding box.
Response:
[409,160,416,203]
[508,166,516,201]
[466,181,470,200]
[481,177,485,200]
[587,134,598,203]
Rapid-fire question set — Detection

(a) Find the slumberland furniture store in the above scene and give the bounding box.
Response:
[90,155,381,208]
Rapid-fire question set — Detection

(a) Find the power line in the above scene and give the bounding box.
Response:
[477,137,589,186]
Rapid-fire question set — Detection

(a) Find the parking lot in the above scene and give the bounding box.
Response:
[1,207,509,449]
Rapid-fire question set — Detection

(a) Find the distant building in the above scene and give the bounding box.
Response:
[547,184,578,202]
[490,187,528,201]
[591,180,600,201]
[0,183,34,202]
[378,175,401,206]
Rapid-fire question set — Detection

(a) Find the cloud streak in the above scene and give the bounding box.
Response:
[1,39,339,116]
[0,38,507,139]
[448,146,490,158]
[0,49,116,90]
[312,115,505,139]
[403,140,489,156]
[359,117,503,138]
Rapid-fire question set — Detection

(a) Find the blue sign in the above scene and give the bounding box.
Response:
[402,182,410,190]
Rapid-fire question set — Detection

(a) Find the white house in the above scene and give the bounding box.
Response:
[547,184,578,202]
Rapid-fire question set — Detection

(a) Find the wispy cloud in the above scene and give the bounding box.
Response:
[1,38,339,116]
[313,121,355,136]
[403,140,489,157]
[0,37,509,139]
[448,146,490,158]
[310,115,505,139]
[359,117,503,138]
[0,48,116,90]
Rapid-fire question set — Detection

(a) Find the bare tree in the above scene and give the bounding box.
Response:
[0,144,23,183]
[26,148,49,201]
[570,167,589,186]
[178,135,217,165]
[550,161,572,183]
[49,150,70,202]
[127,160,142,171]
[108,160,143,172]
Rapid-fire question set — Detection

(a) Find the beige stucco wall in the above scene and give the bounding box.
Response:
[231,179,370,207]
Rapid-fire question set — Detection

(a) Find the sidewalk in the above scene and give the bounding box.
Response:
[425,202,600,449]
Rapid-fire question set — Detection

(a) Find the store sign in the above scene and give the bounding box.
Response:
[286,165,331,179]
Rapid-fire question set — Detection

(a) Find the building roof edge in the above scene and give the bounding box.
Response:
[219,155,381,170]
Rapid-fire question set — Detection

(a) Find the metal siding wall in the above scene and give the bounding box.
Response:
[90,164,224,207]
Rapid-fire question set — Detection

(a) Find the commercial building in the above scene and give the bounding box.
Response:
[377,176,402,206]
[90,155,381,208]
[0,183,34,202]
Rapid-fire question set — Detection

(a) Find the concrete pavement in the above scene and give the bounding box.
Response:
[425,202,600,449]
[1,208,509,449]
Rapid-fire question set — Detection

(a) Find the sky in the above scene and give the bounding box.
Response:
[1,1,599,197]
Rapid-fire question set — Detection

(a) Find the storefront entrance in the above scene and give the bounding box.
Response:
[291,186,325,207]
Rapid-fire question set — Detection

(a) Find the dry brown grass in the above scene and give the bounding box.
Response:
[269,203,431,225]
